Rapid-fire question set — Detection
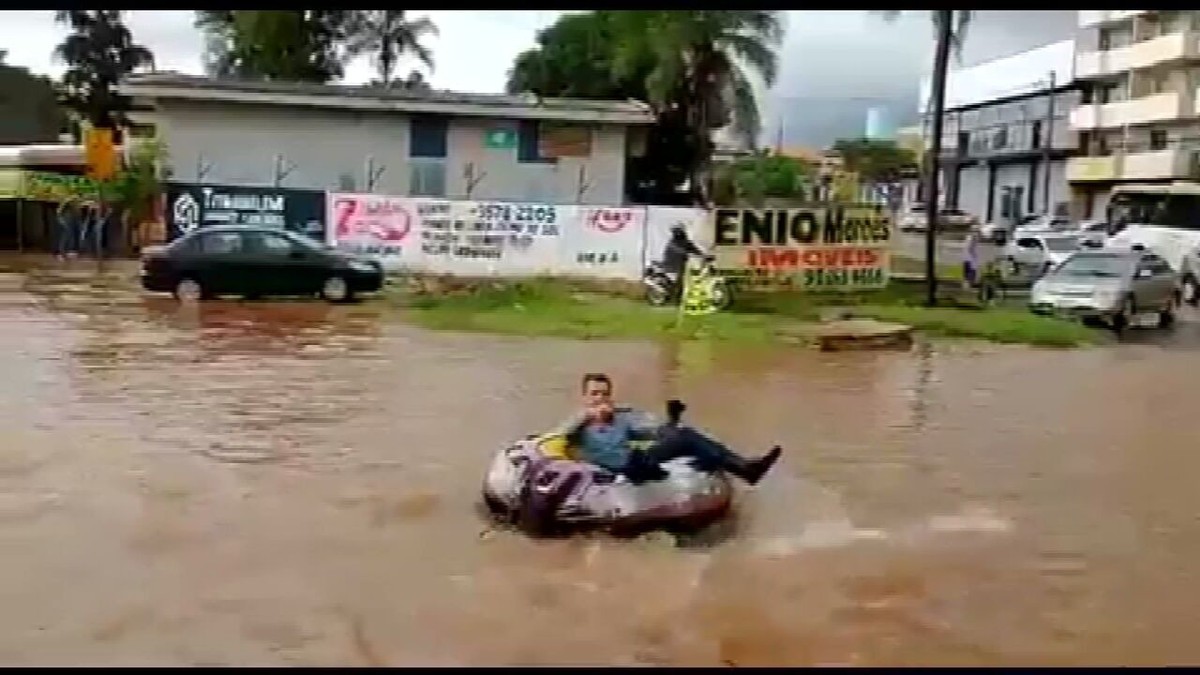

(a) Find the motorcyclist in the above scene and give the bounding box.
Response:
[660,223,706,294]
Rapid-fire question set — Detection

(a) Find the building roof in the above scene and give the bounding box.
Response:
[0,144,89,168]
[118,72,657,126]
[919,38,1076,114]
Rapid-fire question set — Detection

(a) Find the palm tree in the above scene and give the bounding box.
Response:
[879,10,971,306]
[54,11,155,130]
[347,11,437,87]
[612,11,784,203]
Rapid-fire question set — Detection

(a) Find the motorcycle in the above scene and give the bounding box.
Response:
[642,255,733,310]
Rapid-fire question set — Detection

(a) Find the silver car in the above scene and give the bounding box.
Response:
[1004,233,1082,276]
[1029,248,1181,331]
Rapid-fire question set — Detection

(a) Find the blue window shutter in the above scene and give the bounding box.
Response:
[517,120,540,162]
[517,119,558,164]
[410,116,448,158]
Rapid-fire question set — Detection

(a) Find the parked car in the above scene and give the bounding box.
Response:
[140,225,384,303]
[898,205,979,233]
[1003,233,1083,276]
[1075,219,1111,248]
[1014,214,1075,235]
[1029,247,1181,332]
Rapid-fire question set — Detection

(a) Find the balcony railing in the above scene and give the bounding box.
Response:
[1067,143,1199,182]
[1075,30,1200,78]
[1078,10,1147,28]
[1070,92,1187,129]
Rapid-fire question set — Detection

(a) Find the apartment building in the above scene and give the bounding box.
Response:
[1067,10,1200,218]
[920,39,1079,225]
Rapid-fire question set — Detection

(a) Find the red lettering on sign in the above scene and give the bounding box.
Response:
[334,198,359,238]
[746,246,885,269]
[335,196,411,243]
[747,248,800,267]
[589,208,632,233]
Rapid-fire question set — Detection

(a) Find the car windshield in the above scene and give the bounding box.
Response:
[288,231,331,251]
[1050,253,1130,278]
[1043,237,1079,252]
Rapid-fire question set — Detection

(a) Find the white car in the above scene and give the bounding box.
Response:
[1075,220,1111,249]
[1012,214,1076,239]
[1004,233,1083,276]
[898,205,978,233]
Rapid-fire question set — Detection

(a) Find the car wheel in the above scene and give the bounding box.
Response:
[1182,274,1199,307]
[1112,295,1136,334]
[1159,292,1180,329]
[321,275,353,303]
[173,277,204,303]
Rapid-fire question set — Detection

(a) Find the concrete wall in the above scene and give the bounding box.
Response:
[953,157,1070,223]
[153,100,632,205]
[921,39,1076,114]
[956,165,990,219]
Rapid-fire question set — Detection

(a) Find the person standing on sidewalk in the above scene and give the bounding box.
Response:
[962,227,981,288]
[55,199,80,260]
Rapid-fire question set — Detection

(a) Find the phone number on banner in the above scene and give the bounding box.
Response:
[472,203,558,224]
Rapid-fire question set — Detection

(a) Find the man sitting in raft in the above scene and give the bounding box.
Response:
[549,372,782,485]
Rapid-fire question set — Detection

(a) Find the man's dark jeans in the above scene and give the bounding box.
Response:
[622,425,735,481]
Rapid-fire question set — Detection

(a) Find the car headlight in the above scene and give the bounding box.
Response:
[1092,289,1119,307]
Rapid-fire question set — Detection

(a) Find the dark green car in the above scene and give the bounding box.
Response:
[140,225,384,303]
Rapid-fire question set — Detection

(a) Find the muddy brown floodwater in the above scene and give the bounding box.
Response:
[3,257,1200,666]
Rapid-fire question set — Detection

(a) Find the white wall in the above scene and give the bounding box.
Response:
[919,39,1076,114]
[154,100,632,205]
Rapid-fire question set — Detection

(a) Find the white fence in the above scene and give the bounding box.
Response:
[328,192,706,280]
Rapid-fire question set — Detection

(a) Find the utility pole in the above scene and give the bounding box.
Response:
[1042,69,1056,215]
[922,9,954,307]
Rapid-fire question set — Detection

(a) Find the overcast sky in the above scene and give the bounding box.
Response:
[0,10,1078,146]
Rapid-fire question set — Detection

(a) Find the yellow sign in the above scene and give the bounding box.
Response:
[85,127,118,181]
[710,204,892,292]
[679,263,722,316]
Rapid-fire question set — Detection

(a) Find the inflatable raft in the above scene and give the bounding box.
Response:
[481,412,733,536]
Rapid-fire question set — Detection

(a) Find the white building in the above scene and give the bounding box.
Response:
[920,39,1079,225]
[1066,11,1200,218]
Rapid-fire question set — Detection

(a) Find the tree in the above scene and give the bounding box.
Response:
[507,12,690,203]
[346,11,437,87]
[195,10,360,83]
[507,12,650,101]
[507,11,784,205]
[831,138,918,185]
[722,151,812,205]
[611,11,783,201]
[0,58,67,144]
[879,10,971,306]
[365,69,433,92]
[53,11,155,131]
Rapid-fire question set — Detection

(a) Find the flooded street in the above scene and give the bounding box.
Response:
[3,257,1200,666]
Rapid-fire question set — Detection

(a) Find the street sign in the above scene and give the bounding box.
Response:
[84,127,118,181]
[484,128,516,149]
